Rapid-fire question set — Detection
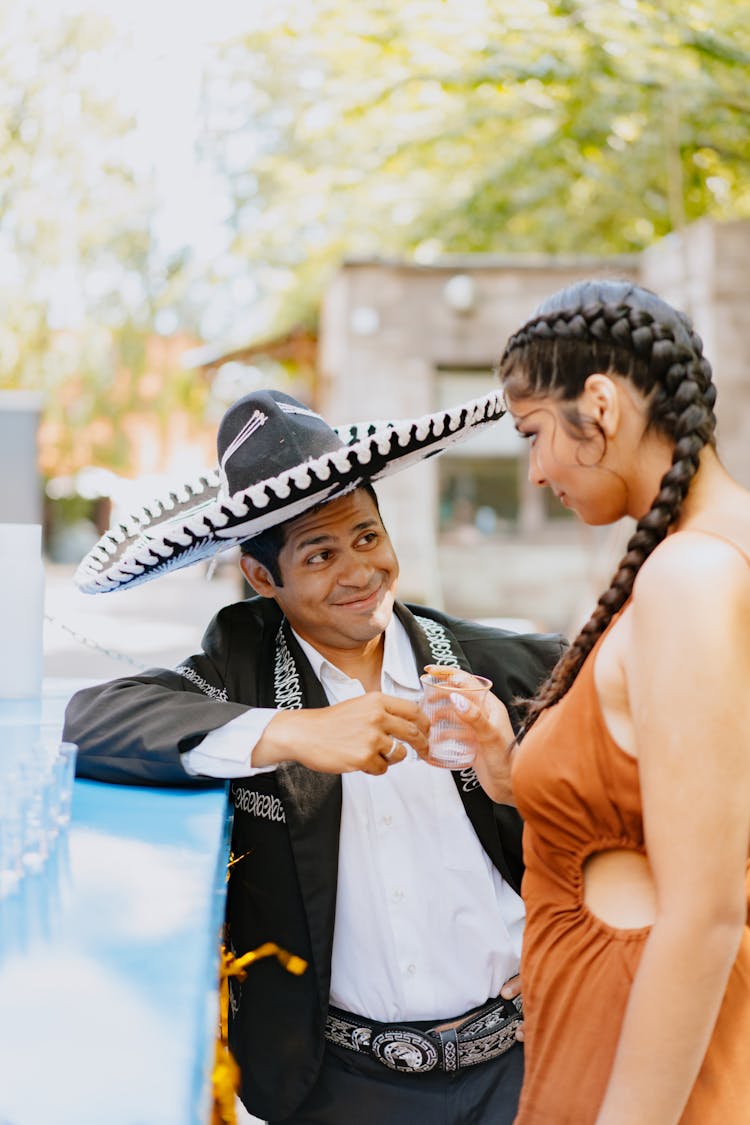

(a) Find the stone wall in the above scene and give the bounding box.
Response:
[641,218,750,485]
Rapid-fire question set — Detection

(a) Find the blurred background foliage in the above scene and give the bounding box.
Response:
[0,4,205,477]
[202,0,750,331]
[1,0,749,478]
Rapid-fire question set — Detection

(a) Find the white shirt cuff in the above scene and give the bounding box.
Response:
[181,708,279,778]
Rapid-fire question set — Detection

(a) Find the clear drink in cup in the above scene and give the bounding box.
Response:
[420,668,492,769]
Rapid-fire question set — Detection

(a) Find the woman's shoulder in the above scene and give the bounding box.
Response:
[633,525,750,620]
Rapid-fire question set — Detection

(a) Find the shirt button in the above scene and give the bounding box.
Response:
[392,889,405,902]
[381,815,392,826]
[407,964,417,976]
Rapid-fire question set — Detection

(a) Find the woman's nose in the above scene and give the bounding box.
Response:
[528,448,546,488]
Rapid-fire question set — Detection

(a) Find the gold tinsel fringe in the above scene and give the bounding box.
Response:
[211,941,308,1125]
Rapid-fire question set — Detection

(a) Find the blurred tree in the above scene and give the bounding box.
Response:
[0,5,203,478]
[200,0,750,330]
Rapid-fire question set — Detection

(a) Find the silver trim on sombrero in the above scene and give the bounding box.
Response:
[219,408,268,495]
[74,391,505,594]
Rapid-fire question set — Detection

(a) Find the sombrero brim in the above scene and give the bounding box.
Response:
[74,391,505,593]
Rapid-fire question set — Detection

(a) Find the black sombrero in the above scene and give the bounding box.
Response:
[74,388,505,594]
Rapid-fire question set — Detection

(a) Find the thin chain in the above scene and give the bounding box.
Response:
[44,613,151,672]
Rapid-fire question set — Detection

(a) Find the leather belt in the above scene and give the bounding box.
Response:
[324,994,522,1074]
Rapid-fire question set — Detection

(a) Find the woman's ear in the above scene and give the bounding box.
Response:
[239,553,277,598]
[581,373,620,438]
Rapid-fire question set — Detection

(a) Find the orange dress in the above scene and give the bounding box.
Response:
[511,624,750,1124]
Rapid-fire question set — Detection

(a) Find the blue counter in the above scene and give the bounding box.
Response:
[0,680,231,1125]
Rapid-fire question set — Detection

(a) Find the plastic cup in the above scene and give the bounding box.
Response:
[419,669,492,769]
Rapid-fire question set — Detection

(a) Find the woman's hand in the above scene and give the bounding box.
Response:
[421,665,517,803]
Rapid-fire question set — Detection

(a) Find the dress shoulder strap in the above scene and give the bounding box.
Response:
[686,528,750,569]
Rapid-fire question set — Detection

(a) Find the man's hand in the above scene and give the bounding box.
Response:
[500,974,525,1041]
[254,692,429,775]
[433,973,525,1039]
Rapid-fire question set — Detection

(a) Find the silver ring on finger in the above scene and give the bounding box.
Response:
[384,737,399,762]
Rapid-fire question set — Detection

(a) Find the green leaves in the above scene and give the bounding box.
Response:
[201,0,750,328]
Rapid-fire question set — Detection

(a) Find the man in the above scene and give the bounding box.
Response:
[66,389,564,1124]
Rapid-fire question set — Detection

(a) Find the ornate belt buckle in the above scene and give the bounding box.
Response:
[370,1029,439,1073]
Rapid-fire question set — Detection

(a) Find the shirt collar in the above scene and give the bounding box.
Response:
[291,613,421,694]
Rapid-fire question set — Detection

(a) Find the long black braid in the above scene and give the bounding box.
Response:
[497,280,717,736]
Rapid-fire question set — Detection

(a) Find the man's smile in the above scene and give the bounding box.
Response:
[333,582,385,610]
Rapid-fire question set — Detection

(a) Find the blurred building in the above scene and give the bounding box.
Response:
[317,218,750,632]
[41,331,213,562]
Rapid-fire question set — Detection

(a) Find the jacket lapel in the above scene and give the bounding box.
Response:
[272,622,342,1013]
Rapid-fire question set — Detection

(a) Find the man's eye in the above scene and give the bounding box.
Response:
[306,551,330,565]
[357,532,379,547]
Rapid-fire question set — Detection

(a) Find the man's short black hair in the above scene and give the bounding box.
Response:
[240,482,381,587]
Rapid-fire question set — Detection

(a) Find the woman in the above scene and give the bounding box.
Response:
[464,280,750,1124]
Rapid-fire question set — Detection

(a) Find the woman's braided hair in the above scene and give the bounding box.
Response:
[497,280,717,735]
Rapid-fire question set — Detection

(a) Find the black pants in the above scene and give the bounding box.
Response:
[269,1040,524,1125]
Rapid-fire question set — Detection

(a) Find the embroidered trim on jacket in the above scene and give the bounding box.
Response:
[414,615,461,669]
[174,664,228,702]
[233,785,287,823]
[274,625,304,710]
[458,766,480,791]
[413,615,478,790]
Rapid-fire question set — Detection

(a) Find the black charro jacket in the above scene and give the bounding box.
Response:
[65,597,565,1120]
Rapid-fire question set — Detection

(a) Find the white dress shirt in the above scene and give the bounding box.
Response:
[183,616,525,1022]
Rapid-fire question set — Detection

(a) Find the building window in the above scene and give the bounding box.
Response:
[436,367,577,536]
[436,368,524,537]
[439,456,520,535]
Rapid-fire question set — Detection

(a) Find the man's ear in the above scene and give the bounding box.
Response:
[239,553,277,598]
[581,373,620,438]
